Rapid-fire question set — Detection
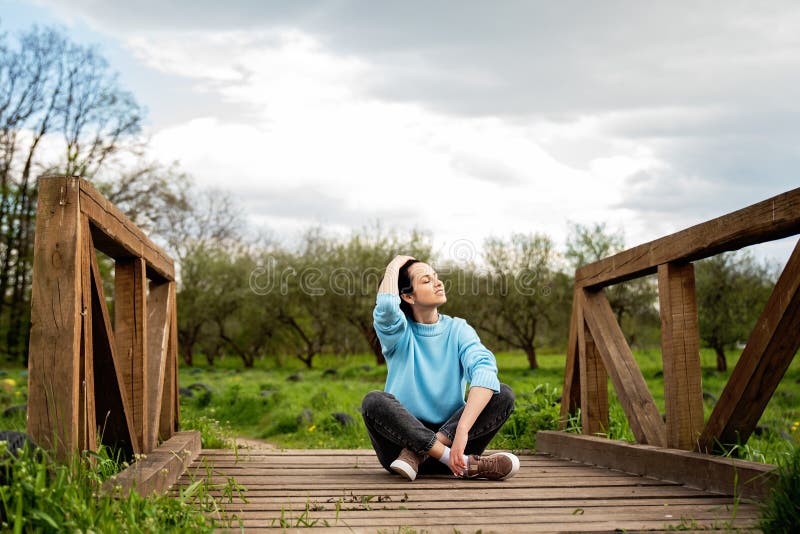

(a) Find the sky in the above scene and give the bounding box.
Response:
[2,0,799,265]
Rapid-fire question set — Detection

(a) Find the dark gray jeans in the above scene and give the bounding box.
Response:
[361,384,515,474]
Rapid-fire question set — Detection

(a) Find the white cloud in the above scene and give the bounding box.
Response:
[22,1,792,264]
[139,28,656,259]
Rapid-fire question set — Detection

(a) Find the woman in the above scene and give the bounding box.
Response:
[361,255,519,481]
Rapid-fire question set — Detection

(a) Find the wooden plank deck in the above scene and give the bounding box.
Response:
[176,449,762,532]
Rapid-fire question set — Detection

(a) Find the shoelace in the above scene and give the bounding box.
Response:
[469,455,505,477]
[478,456,499,473]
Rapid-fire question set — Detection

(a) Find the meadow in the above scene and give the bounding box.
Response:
[0,349,799,531]
[174,348,800,465]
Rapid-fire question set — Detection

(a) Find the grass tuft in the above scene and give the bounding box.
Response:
[758,444,800,533]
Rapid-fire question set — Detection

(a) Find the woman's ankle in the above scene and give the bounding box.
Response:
[436,432,452,447]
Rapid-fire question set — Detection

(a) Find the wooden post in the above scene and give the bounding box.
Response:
[27,177,83,458]
[159,282,179,440]
[146,280,171,450]
[115,257,148,454]
[578,299,608,436]
[658,262,703,450]
[581,289,666,447]
[559,289,582,429]
[78,217,97,452]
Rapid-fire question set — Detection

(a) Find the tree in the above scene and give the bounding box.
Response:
[276,230,336,369]
[696,251,774,371]
[0,26,143,362]
[211,251,278,368]
[476,233,563,369]
[327,225,432,365]
[565,222,659,348]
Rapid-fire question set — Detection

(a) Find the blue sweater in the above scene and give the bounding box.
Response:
[373,293,501,423]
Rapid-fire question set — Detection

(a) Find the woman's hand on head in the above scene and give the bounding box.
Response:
[388,255,415,270]
[377,255,416,295]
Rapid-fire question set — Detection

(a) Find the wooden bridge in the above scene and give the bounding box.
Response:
[177,447,766,532]
[26,176,800,531]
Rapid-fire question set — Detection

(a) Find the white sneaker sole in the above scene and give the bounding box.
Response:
[497,452,520,480]
[390,458,417,481]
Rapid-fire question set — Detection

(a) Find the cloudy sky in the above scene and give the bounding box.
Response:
[3,0,799,264]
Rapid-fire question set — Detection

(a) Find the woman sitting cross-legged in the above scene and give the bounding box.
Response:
[361,254,519,481]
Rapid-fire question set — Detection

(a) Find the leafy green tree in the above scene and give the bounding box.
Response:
[695,251,774,371]
[328,225,432,365]
[209,250,271,368]
[176,245,222,366]
[476,233,563,370]
[565,223,659,348]
[275,229,337,369]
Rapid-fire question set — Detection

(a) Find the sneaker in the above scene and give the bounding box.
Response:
[390,448,428,481]
[463,452,520,480]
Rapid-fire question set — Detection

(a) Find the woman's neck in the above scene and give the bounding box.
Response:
[413,307,439,324]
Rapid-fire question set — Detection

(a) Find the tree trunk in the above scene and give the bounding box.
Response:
[182,342,194,366]
[298,353,314,369]
[219,331,256,368]
[525,345,539,370]
[715,345,727,372]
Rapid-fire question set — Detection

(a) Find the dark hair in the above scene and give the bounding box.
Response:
[398,259,420,320]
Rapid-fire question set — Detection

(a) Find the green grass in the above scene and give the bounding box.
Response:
[0,440,245,532]
[758,444,800,532]
[0,368,245,531]
[176,348,800,464]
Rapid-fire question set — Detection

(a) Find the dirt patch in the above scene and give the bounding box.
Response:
[232,437,278,450]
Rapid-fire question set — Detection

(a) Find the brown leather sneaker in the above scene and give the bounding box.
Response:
[390,448,428,481]
[463,452,520,480]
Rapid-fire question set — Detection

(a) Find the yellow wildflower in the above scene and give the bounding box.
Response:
[308,425,316,432]
[1,378,15,393]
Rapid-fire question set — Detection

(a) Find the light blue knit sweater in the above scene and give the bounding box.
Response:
[373,293,501,423]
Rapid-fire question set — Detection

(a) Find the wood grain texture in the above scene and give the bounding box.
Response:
[27,176,82,458]
[658,262,703,450]
[159,282,178,442]
[76,178,174,281]
[170,287,180,432]
[581,289,666,446]
[576,187,800,288]
[145,281,171,450]
[102,431,199,496]
[78,217,97,452]
[115,257,148,453]
[699,237,800,452]
[174,447,759,531]
[578,300,608,436]
[537,431,776,500]
[559,289,581,429]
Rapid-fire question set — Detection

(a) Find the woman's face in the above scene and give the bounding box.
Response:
[404,262,446,307]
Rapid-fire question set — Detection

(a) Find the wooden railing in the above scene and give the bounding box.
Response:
[559,187,800,453]
[27,176,179,460]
